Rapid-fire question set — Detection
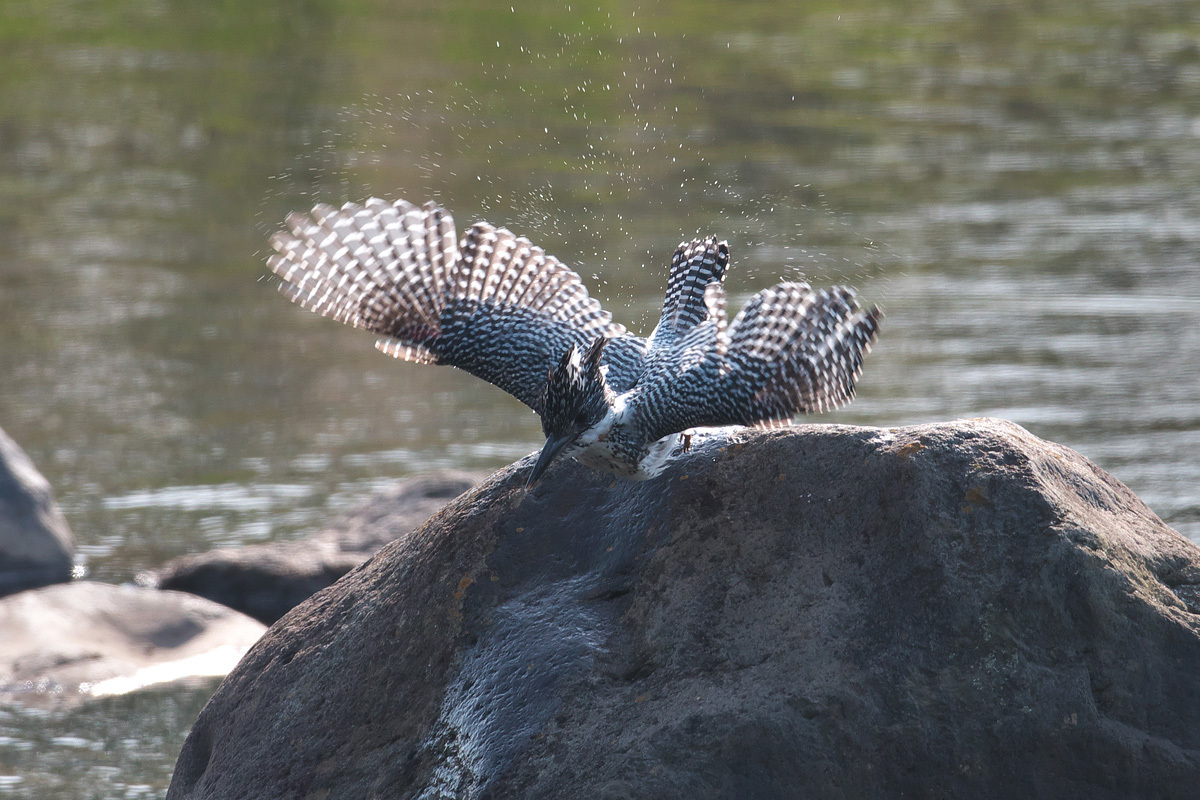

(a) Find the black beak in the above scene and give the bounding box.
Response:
[526,431,573,488]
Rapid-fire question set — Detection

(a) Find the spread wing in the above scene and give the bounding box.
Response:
[633,281,882,441]
[268,198,645,413]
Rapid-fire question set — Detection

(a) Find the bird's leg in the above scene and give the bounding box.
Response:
[679,431,692,453]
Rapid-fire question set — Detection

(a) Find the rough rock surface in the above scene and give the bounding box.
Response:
[155,472,479,623]
[169,419,1200,799]
[0,427,74,596]
[0,581,266,708]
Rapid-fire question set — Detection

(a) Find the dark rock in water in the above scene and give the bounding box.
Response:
[0,427,74,597]
[0,581,265,708]
[155,472,479,624]
[168,419,1200,799]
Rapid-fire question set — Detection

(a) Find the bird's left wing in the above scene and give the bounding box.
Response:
[269,198,641,413]
[633,281,881,442]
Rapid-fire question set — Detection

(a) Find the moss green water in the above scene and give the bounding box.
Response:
[2,0,1199,795]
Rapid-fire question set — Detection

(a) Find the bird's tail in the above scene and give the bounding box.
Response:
[658,237,730,337]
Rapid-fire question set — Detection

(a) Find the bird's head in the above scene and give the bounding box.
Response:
[527,336,613,487]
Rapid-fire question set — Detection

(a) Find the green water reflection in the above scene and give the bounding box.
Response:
[1,0,1199,795]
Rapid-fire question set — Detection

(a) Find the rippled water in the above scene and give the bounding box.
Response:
[2,0,1199,795]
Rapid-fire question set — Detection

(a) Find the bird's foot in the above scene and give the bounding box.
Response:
[679,432,693,453]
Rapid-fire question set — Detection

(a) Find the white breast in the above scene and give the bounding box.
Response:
[568,395,682,480]
[574,442,642,477]
[573,436,677,479]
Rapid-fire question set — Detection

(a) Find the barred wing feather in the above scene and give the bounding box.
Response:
[725,283,881,422]
[268,198,638,413]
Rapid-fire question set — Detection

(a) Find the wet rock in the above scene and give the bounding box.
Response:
[168,419,1200,799]
[155,472,479,624]
[0,581,265,708]
[0,427,74,597]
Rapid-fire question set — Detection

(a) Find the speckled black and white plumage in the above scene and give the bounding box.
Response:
[269,197,881,481]
[269,199,648,411]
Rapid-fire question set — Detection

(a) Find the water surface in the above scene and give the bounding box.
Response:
[2,0,1198,795]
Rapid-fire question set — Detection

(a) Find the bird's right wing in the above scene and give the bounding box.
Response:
[721,283,881,423]
[634,282,881,442]
[268,198,640,413]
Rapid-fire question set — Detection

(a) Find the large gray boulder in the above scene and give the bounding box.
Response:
[168,419,1200,799]
[155,472,479,623]
[0,426,74,596]
[0,581,265,708]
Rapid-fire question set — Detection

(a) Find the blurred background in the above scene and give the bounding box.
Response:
[2,0,1198,796]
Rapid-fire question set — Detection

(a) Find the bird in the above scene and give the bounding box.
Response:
[267,197,882,486]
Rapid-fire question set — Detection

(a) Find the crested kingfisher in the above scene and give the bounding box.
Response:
[268,198,881,485]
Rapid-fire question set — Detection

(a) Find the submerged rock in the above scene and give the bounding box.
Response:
[0,581,265,708]
[169,419,1200,799]
[0,427,74,597]
[155,472,479,623]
